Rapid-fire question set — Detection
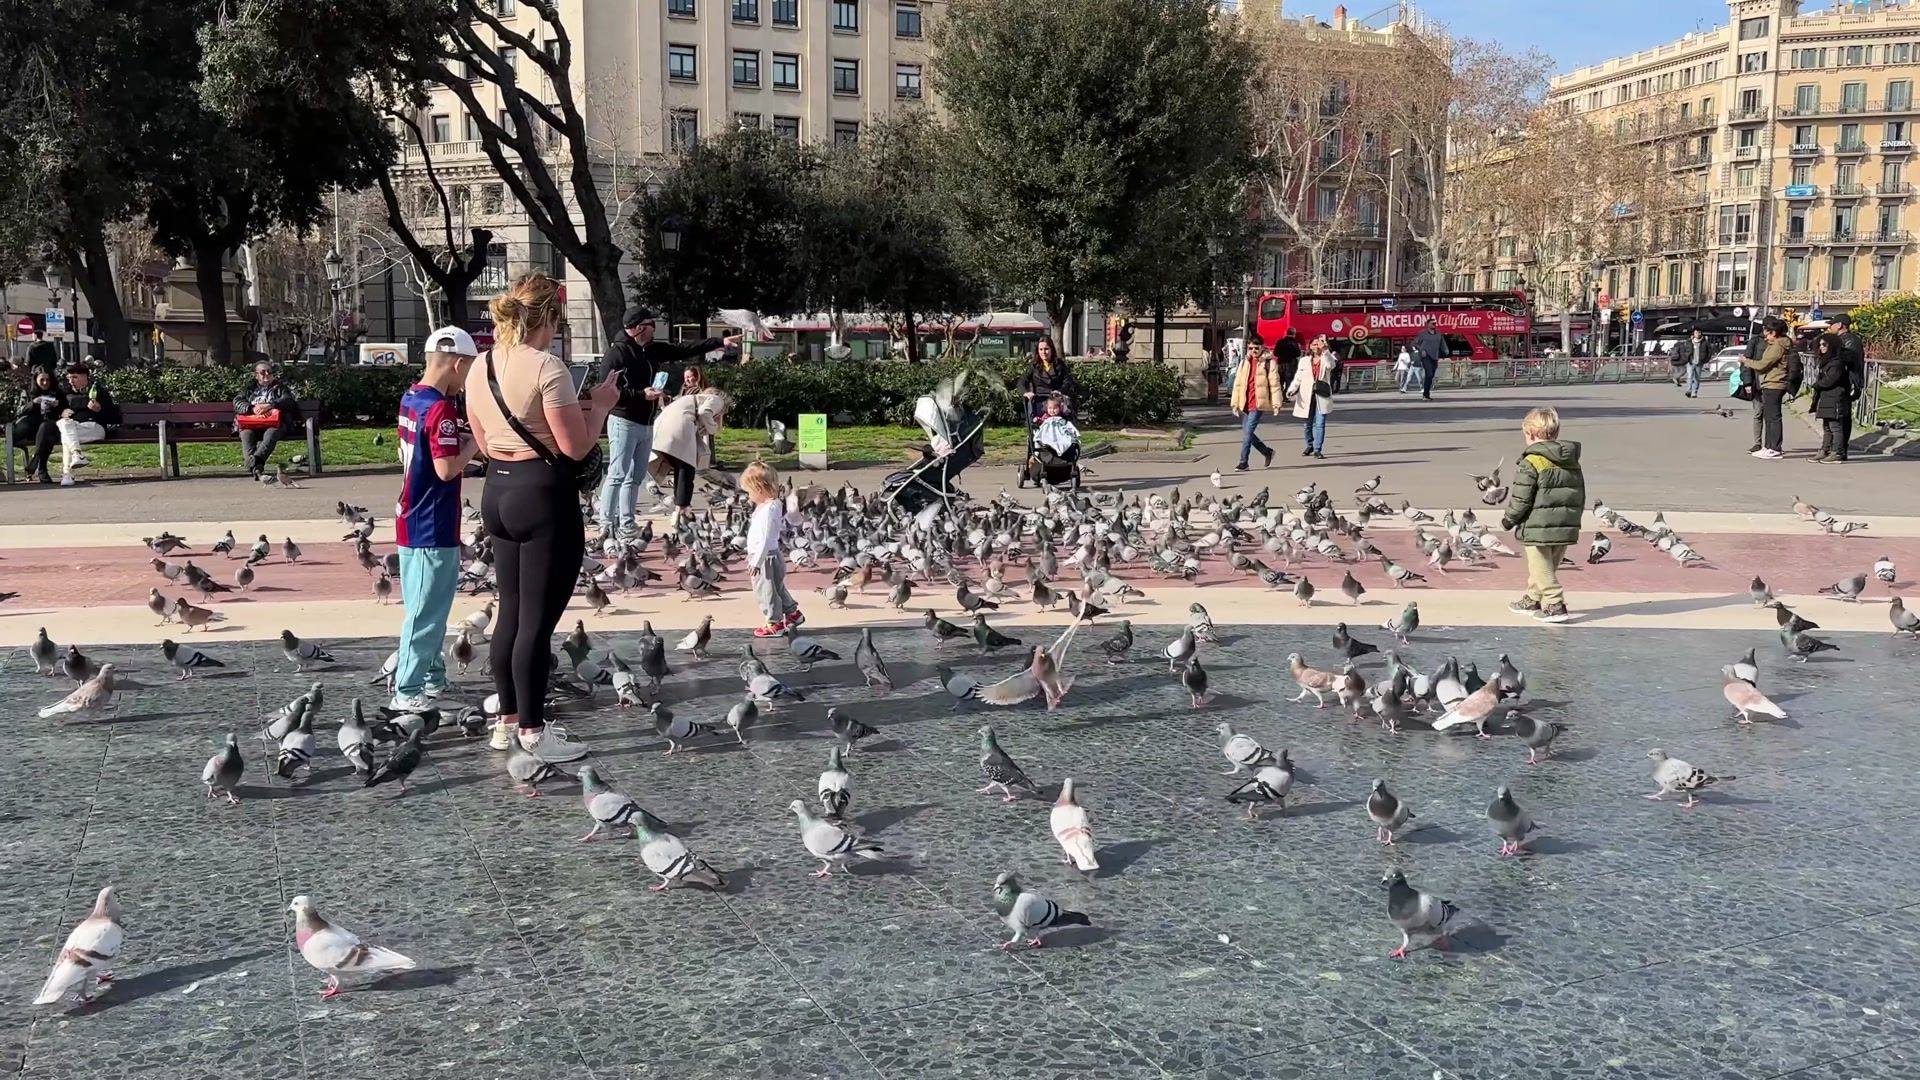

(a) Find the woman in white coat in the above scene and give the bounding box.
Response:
[1291,335,1336,459]
[648,388,729,523]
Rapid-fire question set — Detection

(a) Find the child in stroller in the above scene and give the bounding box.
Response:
[1026,391,1081,488]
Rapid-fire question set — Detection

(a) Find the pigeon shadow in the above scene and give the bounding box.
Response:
[1282,798,1361,819]
[1094,837,1171,876]
[1400,824,1465,846]
[91,712,173,726]
[719,865,762,895]
[1525,836,1597,857]
[1698,791,1771,807]
[78,949,276,1012]
[848,858,919,878]
[1445,923,1512,956]
[1029,924,1114,949]
[1546,747,1599,764]
[363,964,474,993]
[854,803,939,836]
[1520,698,1574,713]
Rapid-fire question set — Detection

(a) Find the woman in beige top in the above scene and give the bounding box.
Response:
[464,272,618,761]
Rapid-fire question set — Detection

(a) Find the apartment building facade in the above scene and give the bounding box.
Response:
[378,0,934,359]
[1535,0,1920,341]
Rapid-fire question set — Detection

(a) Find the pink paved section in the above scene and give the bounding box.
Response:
[1,531,1915,609]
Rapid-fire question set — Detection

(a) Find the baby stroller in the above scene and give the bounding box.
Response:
[1021,394,1082,490]
[885,372,985,517]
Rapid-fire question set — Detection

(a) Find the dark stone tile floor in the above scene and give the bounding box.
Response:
[5,622,1920,1079]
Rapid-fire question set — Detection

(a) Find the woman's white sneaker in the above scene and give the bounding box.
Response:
[518,724,590,762]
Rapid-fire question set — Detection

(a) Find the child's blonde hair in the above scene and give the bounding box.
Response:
[1522,406,1561,441]
[741,460,780,501]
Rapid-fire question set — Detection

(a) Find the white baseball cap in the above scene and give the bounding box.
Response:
[425,326,479,356]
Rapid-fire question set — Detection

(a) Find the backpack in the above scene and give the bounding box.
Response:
[1784,350,1804,398]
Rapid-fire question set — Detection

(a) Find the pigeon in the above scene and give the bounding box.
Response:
[276,709,316,782]
[1586,532,1611,564]
[372,574,394,604]
[1820,573,1869,603]
[175,599,227,631]
[636,819,725,892]
[819,581,850,609]
[1367,778,1414,844]
[233,563,255,592]
[853,628,893,695]
[638,633,671,691]
[1209,469,1223,489]
[1219,722,1275,775]
[1050,777,1099,871]
[1380,869,1459,959]
[956,582,999,612]
[1097,620,1134,665]
[1382,601,1419,643]
[1188,603,1219,643]
[786,631,841,671]
[449,629,476,673]
[818,746,852,819]
[202,733,245,803]
[1340,571,1366,606]
[281,630,335,671]
[1722,669,1789,724]
[1332,622,1378,659]
[977,725,1037,801]
[365,730,425,794]
[1487,786,1539,856]
[888,577,914,610]
[1770,601,1820,634]
[60,645,94,684]
[288,895,416,998]
[1494,654,1526,698]
[1729,647,1760,685]
[1781,625,1840,662]
[506,740,568,797]
[39,664,117,719]
[724,699,759,745]
[1891,596,1920,637]
[675,616,713,660]
[28,627,59,676]
[1749,576,1775,606]
[1293,576,1315,607]
[829,707,878,751]
[461,602,494,639]
[161,638,223,680]
[1646,748,1734,808]
[1355,475,1382,495]
[1225,754,1296,821]
[1508,711,1564,765]
[788,799,884,877]
[1287,653,1336,707]
[281,538,302,564]
[649,702,718,755]
[747,672,806,707]
[576,766,667,840]
[1182,656,1212,708]
[211,530,236,557]
[1874,555,1897,584]
[972,613,1021,654]
[924,610,968,646]
[1162,627,1196,672]
[33,886,123,1007]
[1432,683,1501,738]
[337,703,376,777]
[992,871,1091,950]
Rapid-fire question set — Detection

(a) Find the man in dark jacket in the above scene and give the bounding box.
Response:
[597,305,737,538]
[1831,312,1866,450]
[1667,333,1693,391]
[1273,331,1302,402]
[233,361,301,478]
[53,362,119,486]
[1411,321,1447,400]
[1502,406,1585,623]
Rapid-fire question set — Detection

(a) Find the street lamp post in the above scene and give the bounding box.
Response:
[43,266,67,366]
[323,247,344,363]
[659,219,683,343]
[1385,148,1404,290]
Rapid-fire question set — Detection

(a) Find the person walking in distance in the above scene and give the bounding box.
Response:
[1742,316,1791,459]
[464,273,620,759]
[1291,335,1336,459]
[1682,328,1706,398]
[1229,340,1280,472]
[1273,330,1302,405]
[1809,332,1851,464]
[1503,406,1585,624]
[596,305,737,540]
[1411,319,1446,400]
[1832,312,1866,455]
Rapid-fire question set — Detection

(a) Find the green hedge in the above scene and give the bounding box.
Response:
[706,358,1183,429]
[2,364,423,424]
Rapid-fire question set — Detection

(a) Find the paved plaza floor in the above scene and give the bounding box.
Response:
[3,620,1918,1080]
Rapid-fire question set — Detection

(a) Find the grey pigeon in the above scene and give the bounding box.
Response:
[1097,620,1134,665]
[1890,596,1920,637]
[1819,573,1869,603]
[61,645,94,684]
[1749,576,1774,606]
[1780,625,1839,662]
[1873,555,1896,584]
[1162,627,1196,672]
[724,699,759,745]
[977,725,1036,801]
[1508,710,1563,765]
[275,709,315,782]
[1367,778,1414,844]
[818,746,852,819]
[1586,532,1611,563]
[1332,622,1378,659]
[1182,656,1211,708]
[639,634,671,691]
[1487,786,1539,856]
[365,730,424,794]
[786,631,841,671]
[1219,722,1275,775]
[637,818,725,892]
[1729,647,1759,684]
[507,740,568,797]
[924,610,968,646]
[28,627,58,676]
[1224,753,1295,821]
[829,707,878,751]
[161,639,223,680]
[1382,601,1419,643]
[577,765,668,841]
[788,799,883,877]
[280,630,335,671]
[1646,748,1734,808]
[1188,603,1218,643]
[972,613,1021,654]
[992,871,1091,950]
[1381,869,1459,958]
[649,702,718,755]
[201,733,244,803]
[853,628,893,694]
[1340,571,1365,606]
[337,701,376,777]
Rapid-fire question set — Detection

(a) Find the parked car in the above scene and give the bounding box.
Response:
[1704,346,1747,378]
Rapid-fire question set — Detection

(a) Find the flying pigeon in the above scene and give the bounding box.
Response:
[288,895,416,998]
[992,871,1091,950]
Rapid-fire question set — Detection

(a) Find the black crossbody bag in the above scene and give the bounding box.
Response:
[483,349,605,494]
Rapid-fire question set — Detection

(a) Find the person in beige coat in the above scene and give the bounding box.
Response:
[1230,341,1283,471]
[1291,335,1336,458]
[648,389,729,517]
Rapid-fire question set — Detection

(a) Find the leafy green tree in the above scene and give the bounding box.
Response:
[931,0,1258,339]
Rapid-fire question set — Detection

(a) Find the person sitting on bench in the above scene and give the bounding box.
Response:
[233,362,301,478]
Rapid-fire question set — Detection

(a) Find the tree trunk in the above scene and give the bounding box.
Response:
[194,240,233,365]
[588,263,626,357]
[902,306,919,363]
[1153,300,1167,364]
[64,223,133,368]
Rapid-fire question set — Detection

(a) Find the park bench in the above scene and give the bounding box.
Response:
[3,399,322,482]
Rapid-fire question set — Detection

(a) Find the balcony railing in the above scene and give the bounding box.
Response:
[1731,145,1761,160]
[1794,231,1909,244]
[1836,140,1871,155]
[1728,107,1770,123]
[1832,181,1869,197]
[1878,181,1913,196]
[1716,185,1761,200]
[1783,232,1814,245]
[1778,100,1911,118]
[1716,232,1755,246]
[1669,151,1713,169]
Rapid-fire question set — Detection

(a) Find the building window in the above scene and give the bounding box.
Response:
[463,112,482,142]
[1836,204,1859,239]
[1784,254,1809,290]
[772,115,799,140]
[1793,123,1815,147]
[668,44,697,81]
[1740,51,1767,73]
[1829,254,1856,290]
[895,63,922,99]
[772,0,797,25]
[1890,120,1911,143]
[430,113,451,142]
[833,58,858,95]
[500,46,517,79]
[1735,165,1756,188]
[733,0,758,22]
[1668,262,1684,293]
[1892,80,1914,111]
[1788,208,1807,239]
[1842,81,1867,111]
[732,49,760,86]
[668,0,695,16]
[1839,162,1860,189]
[1737,126,1758,148]
[832,0,857,31]
[772,52,799,89]
[1794,84,1819,112]
[1792,47,1824,69]
[1792,162,1812,185]
[1895,43,1914,65]
[669,110,699,150]
[833,119,860,145]
[1738,16,1769,40]
[1842,122,1864,150]
[733,111,762,130]
[494,0,516,14]
[1845,45,1867,67]
[1739,87,1761,114]
[896,1,922,37]
[1879,203,1901,235]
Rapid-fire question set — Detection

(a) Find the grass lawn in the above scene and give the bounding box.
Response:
[24,423,1188,479]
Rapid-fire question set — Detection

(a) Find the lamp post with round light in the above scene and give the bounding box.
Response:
[658,219,684,342]
[323,247,345,363]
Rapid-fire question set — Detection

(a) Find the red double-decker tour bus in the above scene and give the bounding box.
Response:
[1253,290,1533,362]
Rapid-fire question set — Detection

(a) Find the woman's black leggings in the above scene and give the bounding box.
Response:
[665,453,696,509]
[481,458,584,730]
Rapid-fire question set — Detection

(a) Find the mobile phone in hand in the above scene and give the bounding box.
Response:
[651,371,670,391]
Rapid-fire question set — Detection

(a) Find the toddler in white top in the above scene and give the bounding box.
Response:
[743,460,802,636]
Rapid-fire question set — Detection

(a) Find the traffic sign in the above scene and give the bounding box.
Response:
[1598,308,1613,323]
[1631,309,1644,326]
[44,309,65,339]
[1379,297,1396,310]
[1809,304,1825,322]
[13,317,33,339]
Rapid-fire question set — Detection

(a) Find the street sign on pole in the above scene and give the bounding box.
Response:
[44,309,65,339]
[1598,293,1612,309]
[1631,310,1644,326]
[1598,308,1613,323]
[13,317,33,339]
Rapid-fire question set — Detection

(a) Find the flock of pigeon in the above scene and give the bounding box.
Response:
[17,459,1907,1007]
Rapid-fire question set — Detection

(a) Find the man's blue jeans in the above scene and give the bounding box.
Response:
[1685,361,1701,396]
[597,415,653,534]
[397,546,460,696]
[1237,411,1270,468]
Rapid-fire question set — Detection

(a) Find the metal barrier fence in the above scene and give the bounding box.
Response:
[1335,356,1678,393]
[1856,358,1920,429]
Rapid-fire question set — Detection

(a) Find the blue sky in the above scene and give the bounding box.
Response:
[1411,0,1733,72]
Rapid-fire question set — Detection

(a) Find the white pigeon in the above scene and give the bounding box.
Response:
[34,886,123,1006]
[459,601,494,640]
[289,895,417,999]
[1050,777,1099,872]
[788,799,883,878]
[1209,470,1223,489]
[39,664,118,719]
[715,307,774,343]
